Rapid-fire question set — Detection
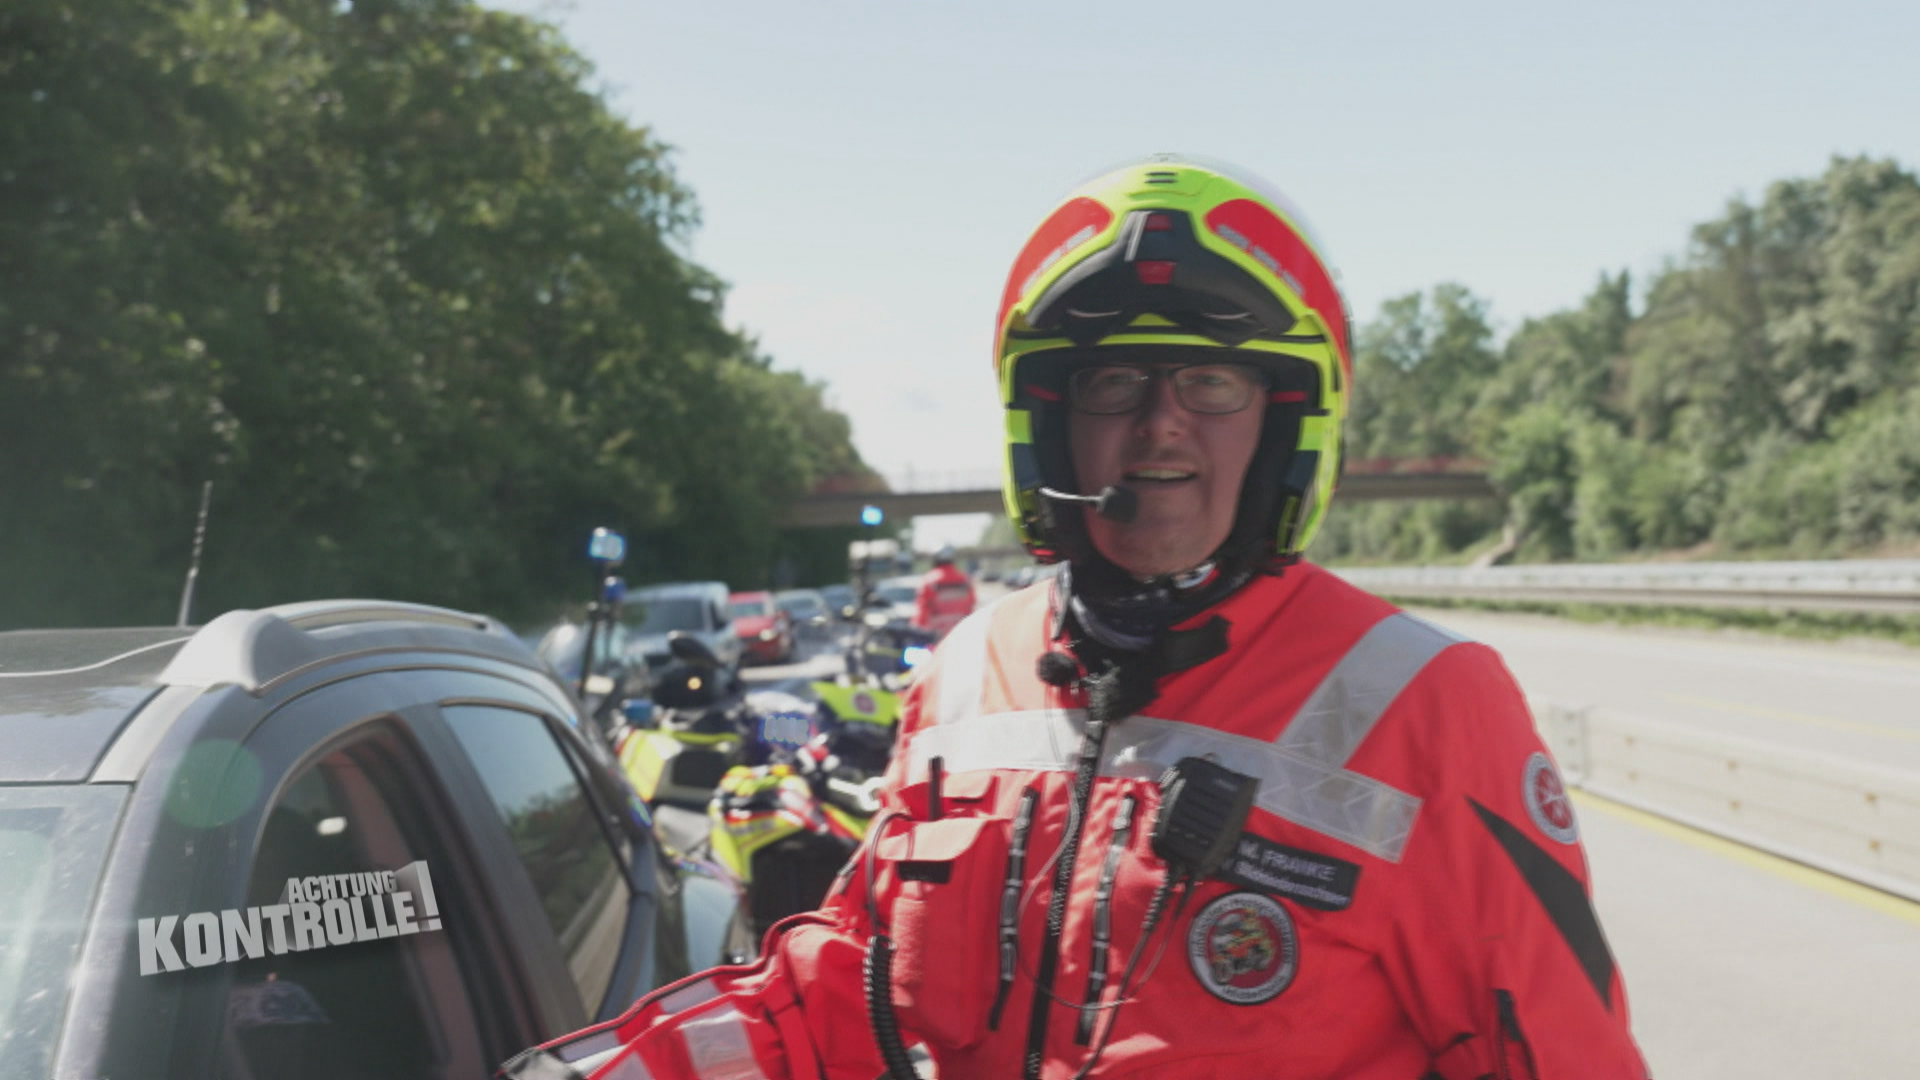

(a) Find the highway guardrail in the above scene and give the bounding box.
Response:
[1534,699,1920,903]
[1335,559,1920,616]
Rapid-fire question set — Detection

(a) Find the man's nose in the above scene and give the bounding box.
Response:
[1132,373,1191,439]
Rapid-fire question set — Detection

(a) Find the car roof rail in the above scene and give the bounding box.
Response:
[160,600,526,694]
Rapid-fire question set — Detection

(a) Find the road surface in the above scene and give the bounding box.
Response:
[1407,606,1920,772]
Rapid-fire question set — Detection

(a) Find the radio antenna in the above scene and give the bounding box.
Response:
[175,481,213,627]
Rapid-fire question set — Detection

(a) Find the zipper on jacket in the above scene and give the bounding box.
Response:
[1494,989,1540,1080]
[1076,794,1137,1044]
[1023,718,1112,1080]
[988,786,1041,1031]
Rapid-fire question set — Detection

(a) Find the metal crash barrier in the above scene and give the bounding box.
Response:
[1533,699,1920,904]
[1338,560,1920,616]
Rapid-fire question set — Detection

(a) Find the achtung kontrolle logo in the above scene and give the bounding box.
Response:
[138,860,442,976]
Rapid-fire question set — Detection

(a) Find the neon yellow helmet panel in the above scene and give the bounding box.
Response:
[993,155,1353,564]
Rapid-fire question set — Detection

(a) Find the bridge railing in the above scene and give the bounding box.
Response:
[875,468,1005,494]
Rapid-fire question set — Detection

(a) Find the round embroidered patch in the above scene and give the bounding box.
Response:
[1524,751,1579,845]
[850,690,878,717]
[1187,891,1298,1005]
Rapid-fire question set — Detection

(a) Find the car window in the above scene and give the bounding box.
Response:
[728,598,773,619]
[442,706,630,1018]
[625,598,705,636]
[0,786,124,1078]
[225,734,485,1080]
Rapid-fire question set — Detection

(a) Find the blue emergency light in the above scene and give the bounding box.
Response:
[861,505,884,527]
[588,527,626,568]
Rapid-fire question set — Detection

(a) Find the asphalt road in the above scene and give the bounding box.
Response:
[1405,607,1920,1076]
[1579,789,1920,1076]
[1405,606,1920,773]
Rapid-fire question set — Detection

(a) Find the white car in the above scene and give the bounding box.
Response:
[870,575,923,626]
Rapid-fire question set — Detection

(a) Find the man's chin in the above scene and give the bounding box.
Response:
[1088,524,1215,580]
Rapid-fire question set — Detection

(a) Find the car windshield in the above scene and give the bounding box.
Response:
[729,598,774,619]
[777,594,823,617]
[627,597,707,635]
[0,786,125,1076]
[877,582,919,605]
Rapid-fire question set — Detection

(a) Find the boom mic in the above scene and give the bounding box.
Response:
[1038,485,1139,525]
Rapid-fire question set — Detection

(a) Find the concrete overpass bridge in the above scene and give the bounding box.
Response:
[778,460,1499,528]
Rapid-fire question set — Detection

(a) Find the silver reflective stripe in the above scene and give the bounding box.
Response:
[907,710,1422,862]
[556,1031,623,1062]
[601,1054,656,1080]
[573,1045,654,1080]
[1275,612,1468,768]
[658,977,720,1015]
[935,595,1005,729]
[678,1003,768,1080]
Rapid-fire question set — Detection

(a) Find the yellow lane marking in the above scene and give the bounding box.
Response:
[1572,789,1920,927]
[1667,693,1920,742]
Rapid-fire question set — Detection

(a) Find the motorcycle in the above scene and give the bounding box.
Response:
[707,718,897,940]
[813,606,937,729]
[706,612,936,939]
[615,632,752,809]
[616,634,827,808]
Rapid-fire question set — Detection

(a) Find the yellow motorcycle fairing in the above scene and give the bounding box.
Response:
[620,728,740,804]
[810,681,901,727]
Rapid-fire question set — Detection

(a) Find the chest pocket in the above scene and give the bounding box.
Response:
[875,801,1009,1049]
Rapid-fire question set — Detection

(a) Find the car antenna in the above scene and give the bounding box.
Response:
[175,481,213,628]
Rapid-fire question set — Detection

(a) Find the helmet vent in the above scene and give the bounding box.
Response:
[1144,170,1180,184]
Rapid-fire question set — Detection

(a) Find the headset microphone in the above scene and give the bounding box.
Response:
[1038,486,1139,525]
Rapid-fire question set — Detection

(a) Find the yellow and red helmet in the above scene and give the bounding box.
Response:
[995,155,1352,567]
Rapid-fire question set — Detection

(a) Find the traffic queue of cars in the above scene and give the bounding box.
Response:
[0,601,753,1080]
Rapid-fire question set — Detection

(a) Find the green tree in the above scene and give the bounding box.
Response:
[0,0,871,628]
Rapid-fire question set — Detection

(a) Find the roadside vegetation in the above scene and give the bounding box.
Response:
[2,0,874,628]
[1318,156,1920,569]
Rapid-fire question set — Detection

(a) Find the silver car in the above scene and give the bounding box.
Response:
[0,601,750,1080]
[623,581,743,673]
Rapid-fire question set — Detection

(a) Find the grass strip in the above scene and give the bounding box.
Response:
[1382,594,1920,649]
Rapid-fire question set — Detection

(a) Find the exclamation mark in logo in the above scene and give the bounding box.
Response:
[397,860,442,932]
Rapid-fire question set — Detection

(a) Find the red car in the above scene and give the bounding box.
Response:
[729,591,795,665]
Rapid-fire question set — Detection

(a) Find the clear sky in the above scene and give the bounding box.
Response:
[492,0,1920,547]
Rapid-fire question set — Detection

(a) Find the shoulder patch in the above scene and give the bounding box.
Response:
[1523,751,1579,845]
[1188,891,1298,1005]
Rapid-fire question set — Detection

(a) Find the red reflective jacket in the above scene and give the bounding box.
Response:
[914,563,977,639]
[508,565,1649,1080]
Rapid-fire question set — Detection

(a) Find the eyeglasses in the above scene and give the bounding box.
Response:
[1067,363,1266,416]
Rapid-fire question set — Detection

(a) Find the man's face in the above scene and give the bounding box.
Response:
[1068,363,1264,578]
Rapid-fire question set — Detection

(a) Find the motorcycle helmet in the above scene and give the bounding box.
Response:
[994,155,1353,572]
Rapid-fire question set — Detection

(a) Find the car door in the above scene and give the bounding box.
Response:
[207,667,583,1080]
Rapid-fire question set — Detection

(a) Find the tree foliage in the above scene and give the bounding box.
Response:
[1319,155,1920,565]
[1,0,871,628]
